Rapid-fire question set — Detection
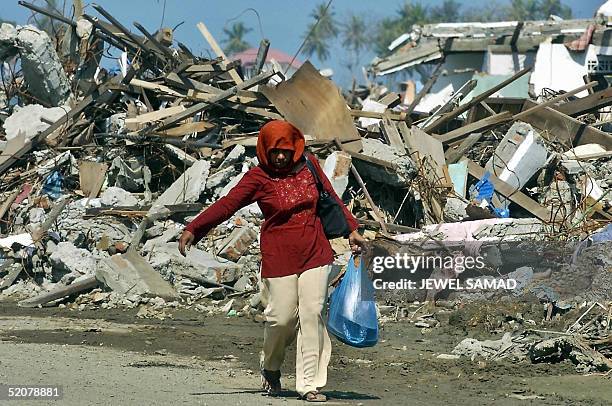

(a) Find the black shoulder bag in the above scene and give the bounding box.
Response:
[304,156,352,239]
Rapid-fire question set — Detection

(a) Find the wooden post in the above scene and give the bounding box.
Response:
[253,39,270,76]
[18,275,98,308]
[196,22,243,84]
[333,139,389,236]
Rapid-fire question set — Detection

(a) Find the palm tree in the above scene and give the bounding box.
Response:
[222,22,252,55]
[310,2,339,39]
[341,14,369,72]
[373,17,406,56]
[301,2,338,62]
[397,1,429,27]
[302,24,332,62]
[373,1,430,56]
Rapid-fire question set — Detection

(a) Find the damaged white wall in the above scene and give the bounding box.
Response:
[483,51,536,75]
[530,41,589,98]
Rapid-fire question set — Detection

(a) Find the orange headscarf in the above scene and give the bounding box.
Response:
[256,120,305,174]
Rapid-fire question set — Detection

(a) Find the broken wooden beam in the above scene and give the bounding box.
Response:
[424,66,531,133]
[140,69,278,134]
[521,100,612,150]
[435,111,512,144]
[556,87,612,117]
[405,63,443,116]
[334,138,389,236]
[196,21,243,84]
[18,275,98,308]
[444,133,483,164]
[513,81,597,121]
[253,39,270,75]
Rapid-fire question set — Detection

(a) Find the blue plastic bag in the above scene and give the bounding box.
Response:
[469,171,510,218]
[327,256,378,348]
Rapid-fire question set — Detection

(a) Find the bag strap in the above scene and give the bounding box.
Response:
[304,155,324,193]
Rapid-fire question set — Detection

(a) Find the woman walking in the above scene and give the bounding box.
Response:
[178,120,365,402]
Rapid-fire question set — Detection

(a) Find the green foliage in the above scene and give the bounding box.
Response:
[342,14,369,57]
[302,2,339,62]
[341,13,370,72]
[302,23,333,62]
[222,22,252,55]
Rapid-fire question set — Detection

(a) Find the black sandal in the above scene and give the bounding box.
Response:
[260,369,281,396]
[301,391,327,402]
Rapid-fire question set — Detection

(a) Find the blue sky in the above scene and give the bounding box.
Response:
[1,0,606,87]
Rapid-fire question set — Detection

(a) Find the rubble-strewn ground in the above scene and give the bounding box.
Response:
[1,301,611,406]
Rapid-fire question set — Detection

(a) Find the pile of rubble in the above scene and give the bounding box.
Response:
[0,2,383,316]
[0,1,610,363]
[446,300,612,373]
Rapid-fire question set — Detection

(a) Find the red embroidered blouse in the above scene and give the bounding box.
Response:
[185,155,359,278]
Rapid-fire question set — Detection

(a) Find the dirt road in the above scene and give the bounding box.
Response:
[0,301,610,405]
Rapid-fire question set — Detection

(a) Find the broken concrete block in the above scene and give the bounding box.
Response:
[216,226,257,261]
[143,241,242,284]
[233,275,252,292]
[562,143,606,160]
[540,180,579,223]
[579,174,609,215]
[485,122,549,208]
[323,151,351,197]
[0,24,73,106]
[151,159,210,210]
[443,197,468,221]
[206,166,237,194]
[218,144,245,170]
[76,18,93,39]
[354,138,417,187]
[506,266,534,296]
[100,186,139,207]
[96,250,179,300]
[0,233,34,249]
[0,23,18,60]
[2,104,68,141]
[50,242,97,276]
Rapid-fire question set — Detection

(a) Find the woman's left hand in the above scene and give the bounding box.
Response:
[348,230,367,254]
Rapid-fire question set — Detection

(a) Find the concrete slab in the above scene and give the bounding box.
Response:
[96,251,178,300]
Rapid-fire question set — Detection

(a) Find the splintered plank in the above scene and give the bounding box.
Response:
[434,112,512,144]
[139,70,278,135]
[520,100,612,150]
[196,22,243,84]
[424,67,531,133]
[381,117,406,153]
[444,132,483,164]
[18,275,98,308]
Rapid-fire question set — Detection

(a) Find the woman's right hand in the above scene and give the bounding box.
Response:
[178,230,195,256]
